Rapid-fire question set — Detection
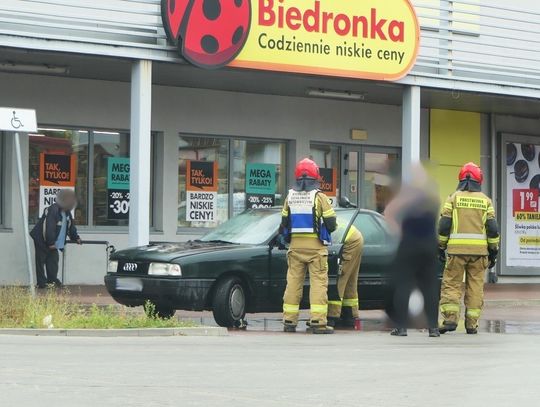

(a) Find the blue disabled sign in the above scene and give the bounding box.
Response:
[107,157,130,190]
[246,163,276,195]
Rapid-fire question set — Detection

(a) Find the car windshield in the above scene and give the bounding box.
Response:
[200,209,281,245]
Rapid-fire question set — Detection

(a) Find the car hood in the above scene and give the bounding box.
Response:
[110,241,254,263]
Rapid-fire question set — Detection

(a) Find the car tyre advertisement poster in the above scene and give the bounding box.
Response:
[506,141,540,268]
[186,160,218,224]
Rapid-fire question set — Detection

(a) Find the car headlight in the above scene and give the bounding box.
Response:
[108,260,118,273]
[148,263,182,276]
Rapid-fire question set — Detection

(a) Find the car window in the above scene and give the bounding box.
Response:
[352,213,386,246]
[332,210,356,243]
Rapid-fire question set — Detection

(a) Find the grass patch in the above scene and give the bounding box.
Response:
[0,286,195,329]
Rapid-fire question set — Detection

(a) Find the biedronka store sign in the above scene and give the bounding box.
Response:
[161,0,420,80]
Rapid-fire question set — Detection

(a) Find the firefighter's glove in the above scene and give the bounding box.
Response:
[488,249,498,269]
[276,234,289,250]
[438,248,447,264]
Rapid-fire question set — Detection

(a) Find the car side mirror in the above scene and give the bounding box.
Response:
[339,196,357,208]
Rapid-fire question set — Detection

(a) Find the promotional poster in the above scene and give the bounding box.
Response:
[506,142,540,267]
[38,152,77,215]
[107,157,130,220]
[245,163,276,209]
[186,160,219,222]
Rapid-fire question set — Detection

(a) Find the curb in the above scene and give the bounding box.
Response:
[485,299,540,306]
[0,326,228,337]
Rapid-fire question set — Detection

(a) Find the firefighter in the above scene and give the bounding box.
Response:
[327,225,364,329]
[438,162,500,334]
[281,158,337,334]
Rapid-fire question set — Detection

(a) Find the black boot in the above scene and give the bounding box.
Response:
[283,321,297,333]
[307,325,334,334]
[327,317,339,328]
[439,322,457,334]
[429,328,440,337]
[466,327,478,335]
[390,328,408,336]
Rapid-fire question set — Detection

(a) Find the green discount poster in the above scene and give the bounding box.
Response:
[107,157,130,220]
[246,163,276,209]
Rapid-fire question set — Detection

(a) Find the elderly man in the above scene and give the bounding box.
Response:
[30,189,81,288]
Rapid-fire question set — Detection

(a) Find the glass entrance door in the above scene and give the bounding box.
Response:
[342,147,400,213]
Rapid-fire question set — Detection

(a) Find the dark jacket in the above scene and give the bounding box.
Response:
[30,203,79,249]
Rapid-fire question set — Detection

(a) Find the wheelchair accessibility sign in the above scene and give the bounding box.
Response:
[0,107,37,133]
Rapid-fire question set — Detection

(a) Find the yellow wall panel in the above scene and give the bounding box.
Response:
[430,109,481,204]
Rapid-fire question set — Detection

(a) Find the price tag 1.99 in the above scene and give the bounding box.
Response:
[513,189,538,215]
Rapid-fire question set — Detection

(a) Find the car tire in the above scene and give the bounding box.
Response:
[143,302,176,319]
[212,276,247,327]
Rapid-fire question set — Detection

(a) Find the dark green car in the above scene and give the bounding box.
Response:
[105,208,398,327]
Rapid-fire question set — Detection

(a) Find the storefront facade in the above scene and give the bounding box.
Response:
[1,0,540,284]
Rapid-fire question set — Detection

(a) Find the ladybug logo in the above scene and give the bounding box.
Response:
[161,0,251,69]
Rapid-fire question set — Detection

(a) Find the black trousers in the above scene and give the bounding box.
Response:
[385,239,440,329]
[34,243,60,286]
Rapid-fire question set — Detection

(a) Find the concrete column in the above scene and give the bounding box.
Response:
[129,60,152,247]
[402,85,421,181]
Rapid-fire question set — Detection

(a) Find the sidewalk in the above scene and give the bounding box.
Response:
[60,283,540,306]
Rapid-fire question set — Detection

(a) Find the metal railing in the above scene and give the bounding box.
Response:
[61,240,114,284]
[1,0,540,92]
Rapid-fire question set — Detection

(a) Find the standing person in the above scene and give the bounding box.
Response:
[281,158,337,334]
[327,225,364,329]
[385,164,441,338]
[30,189,82,288]
[438,162,500,334]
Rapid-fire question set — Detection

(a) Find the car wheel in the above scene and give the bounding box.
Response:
[143,302,176,319]
[212,276,247,327]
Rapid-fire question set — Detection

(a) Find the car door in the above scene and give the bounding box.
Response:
[350,211,397,308]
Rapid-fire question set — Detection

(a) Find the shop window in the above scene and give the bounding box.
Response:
[28,127,154,227]
[232,140,287,216]
[0,133,4,227]
[310,144,341,203]
[178,135,288,228]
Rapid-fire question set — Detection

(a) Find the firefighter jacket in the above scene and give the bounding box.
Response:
[438,191,500,256]
[281,189,337,249]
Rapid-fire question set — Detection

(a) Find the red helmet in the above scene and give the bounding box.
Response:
[459,162,483,184]
[295,158,320,179]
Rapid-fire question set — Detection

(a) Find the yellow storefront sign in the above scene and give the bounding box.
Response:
[161,0,419,81]
[231,0,419,80]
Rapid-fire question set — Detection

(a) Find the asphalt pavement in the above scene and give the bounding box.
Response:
[1,330,539,407]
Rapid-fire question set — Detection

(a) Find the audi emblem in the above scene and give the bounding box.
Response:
[122,263,138,272]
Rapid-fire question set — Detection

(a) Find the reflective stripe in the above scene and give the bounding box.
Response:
[466,308,481,318]
[487,237,500,244]
[291,233,318,239]
[448,239,488,246]
[449,233,487,240]
[281,209,288,216]
[443,203,453,211]
[328,300,342,306]
[322,208,336,217]
[452,208,459,235]
[438,235,449,243]
[310,304,328,314]
[440,303,460,313]
[283,304,300,314]
[343,298,359,307]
